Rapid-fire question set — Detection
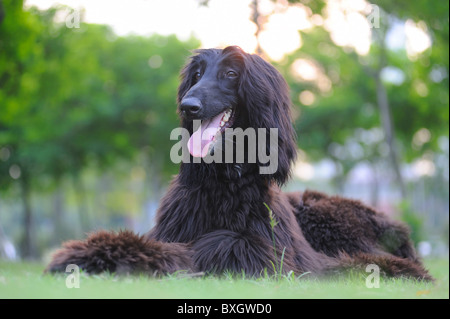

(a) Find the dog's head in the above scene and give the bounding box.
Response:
[177,46,297,185]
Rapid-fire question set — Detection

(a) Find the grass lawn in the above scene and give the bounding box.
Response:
[0,258,448,299]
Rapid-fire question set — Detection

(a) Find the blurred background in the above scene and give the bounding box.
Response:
[0,0,448,262]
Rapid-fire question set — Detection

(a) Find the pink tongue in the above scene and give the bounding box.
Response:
[188,112,225,157]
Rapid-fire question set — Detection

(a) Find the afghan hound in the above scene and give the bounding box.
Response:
[46,46,432,281]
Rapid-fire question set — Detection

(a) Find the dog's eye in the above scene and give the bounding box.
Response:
[194,72,202,80]
[226,70,238,78]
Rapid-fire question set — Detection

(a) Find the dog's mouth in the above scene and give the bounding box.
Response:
[188,108,235,158]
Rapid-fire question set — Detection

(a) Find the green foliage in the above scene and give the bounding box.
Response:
[286,41,445,163]
[0,2,200,256]
[278,27,379,164]
[258,1,450,211]
[0,3,200,193]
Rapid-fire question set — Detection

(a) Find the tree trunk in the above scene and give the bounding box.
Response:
[72,174,91,236]
[52,180,65,245]
[369,160,380,207]
[250,0,263,55]
[332,160,346,194]
[20,171,35,259]
[366,16,406,200]
[374,73,406,199]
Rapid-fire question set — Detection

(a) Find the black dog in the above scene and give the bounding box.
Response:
[46,46,432,281]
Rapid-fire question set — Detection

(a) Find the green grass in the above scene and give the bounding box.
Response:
[0,258,448,299]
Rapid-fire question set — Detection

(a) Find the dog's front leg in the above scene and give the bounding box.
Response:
[45,230,193,276]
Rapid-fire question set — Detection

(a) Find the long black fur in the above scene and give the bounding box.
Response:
[46,46,432,281]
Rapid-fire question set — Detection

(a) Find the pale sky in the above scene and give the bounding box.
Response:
[23,0,377,61]
[25,0,431,62]
[25,0,262,53]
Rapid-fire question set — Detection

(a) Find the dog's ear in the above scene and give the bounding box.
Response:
[177,55,198,131]
[238,52,297,185]
[177,59,195,105]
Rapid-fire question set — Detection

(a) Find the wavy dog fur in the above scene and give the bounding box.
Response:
[46,46,432,281]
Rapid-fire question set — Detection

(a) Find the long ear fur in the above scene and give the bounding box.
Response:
[177,58,195,105]
[238,52,297,185]
[177,54,198,133]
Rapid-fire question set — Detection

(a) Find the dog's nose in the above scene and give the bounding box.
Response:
[180,97,202,117]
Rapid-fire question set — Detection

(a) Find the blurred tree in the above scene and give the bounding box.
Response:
[204,0,447,201]
[0,2,199,258]
[373,0,449,160]
[0,0,44,258]
[278,26,381,192]
[270,0,448,203]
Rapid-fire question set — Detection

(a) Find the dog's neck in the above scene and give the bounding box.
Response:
[179,161,264,187]
[149,162,273,242]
